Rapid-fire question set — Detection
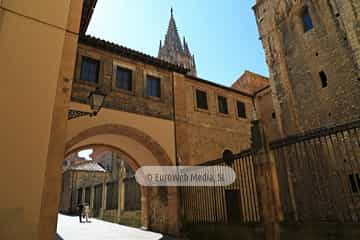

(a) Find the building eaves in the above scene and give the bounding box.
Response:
[80,0,97,35]
[79,35,189,74]
[67,160,106,172]
[186,75,254,98]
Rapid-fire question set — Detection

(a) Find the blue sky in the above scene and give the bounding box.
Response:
[87,0,268,86]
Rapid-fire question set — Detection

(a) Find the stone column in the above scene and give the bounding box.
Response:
[100,181,107,218]
[140,187,149,229]
[116,180,122,221]
[251,119,283,240]
[117,161,126,221]
[81,188,85,203]
[90,186,94,214]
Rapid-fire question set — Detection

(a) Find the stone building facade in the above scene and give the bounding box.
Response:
[158,8,197,76]
[59,152,142,227]
[232,71,281,141]
[253,0,360,136]
[71,35,265,166]
[64,5,279,235]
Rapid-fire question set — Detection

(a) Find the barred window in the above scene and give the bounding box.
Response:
[106,181,118,210]
[237,101,246,118]
[302,7,314,32]
[196,89,208,110]
[80,56,99,83]
[218,96,228,114]
[116,66,132,91]
[147,75,161,98]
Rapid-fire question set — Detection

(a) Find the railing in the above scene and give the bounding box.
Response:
[181,119,360,225]
[271,119,360,223]
[181,150,261,224]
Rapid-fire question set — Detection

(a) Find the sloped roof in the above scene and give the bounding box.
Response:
[80,0,97,35]
[68,161,106,172]
[79,35,189,74]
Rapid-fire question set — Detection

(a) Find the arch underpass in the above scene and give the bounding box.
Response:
[59,103,180,235]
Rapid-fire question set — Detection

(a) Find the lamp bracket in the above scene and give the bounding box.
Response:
[68,109,95,120]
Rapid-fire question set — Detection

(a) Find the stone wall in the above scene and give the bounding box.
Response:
[72,44,174,120]
[253,0,360,136]
[232,70,269,95]
[59,170,106,213]
[174,73,253,165]
[255,88,281,141]
[232,71,281,141]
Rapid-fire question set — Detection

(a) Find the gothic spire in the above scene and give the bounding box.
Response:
[158,8,197,77]
[163,8,183,53]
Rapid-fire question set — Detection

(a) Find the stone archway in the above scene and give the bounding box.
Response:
[64,124,180,234]
[65,124,173,166]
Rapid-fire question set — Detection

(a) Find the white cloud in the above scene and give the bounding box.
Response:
[78,149,93,160]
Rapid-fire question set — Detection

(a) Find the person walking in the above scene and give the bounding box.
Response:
[77,203,84,223]
[84,203,90,223]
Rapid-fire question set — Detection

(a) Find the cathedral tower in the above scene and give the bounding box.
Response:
[158,8,197,76]
[253,0,360,136]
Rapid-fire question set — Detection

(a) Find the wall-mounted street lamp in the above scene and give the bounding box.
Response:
[68,87,107,120]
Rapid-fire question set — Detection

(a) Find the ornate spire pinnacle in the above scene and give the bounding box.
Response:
[158,8,197,76]
[162,7,183,53]
[192,54,197,75]
[183,37,190,55]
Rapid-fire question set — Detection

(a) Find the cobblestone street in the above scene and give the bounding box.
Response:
[56,214,168,240]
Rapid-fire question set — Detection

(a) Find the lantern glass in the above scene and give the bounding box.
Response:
[89,88,106,113]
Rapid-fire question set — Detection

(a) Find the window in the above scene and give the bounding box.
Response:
[319,71,328,88]
[80,56,99,83]
[147,75,161,98]
[349,173,360,193]
[196,89,208,110]
[237,101,246,118]
[85,187,91,206]
[218,96,228,114]
[93,184,103,210]
[272,112,276,119]
[115,66,132,91]
[77,188,83,204]
[106,181,118,210]
[302,7,314,32]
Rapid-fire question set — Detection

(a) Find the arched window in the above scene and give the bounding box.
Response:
[302,7,314,32]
